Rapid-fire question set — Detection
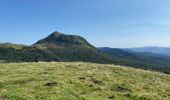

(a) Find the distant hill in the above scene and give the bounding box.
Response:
[99,47,170,74]
[33,31,94,48]
[98,47,136,59]
[0,31,170,74]
[0,32,114,63]
[30,31,115,63]
[124,46,170,56]
[0,43,27,49]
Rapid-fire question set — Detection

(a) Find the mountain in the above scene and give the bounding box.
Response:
[0,31,170,74]
[0,32,114,63]
[31,31,115,63]
[33,31,94,48]
[124,46,170,56]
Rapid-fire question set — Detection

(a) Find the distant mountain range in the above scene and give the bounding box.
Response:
[124,46,170,56]
[99,47,170,74]
[0,31,170,74]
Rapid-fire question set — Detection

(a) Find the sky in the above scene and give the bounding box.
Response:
[0,0,170,48]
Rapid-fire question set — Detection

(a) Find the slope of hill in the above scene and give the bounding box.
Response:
[98,47,136,59]
[0,43,27,49]
[1,31,170,74]
[99,47,170,74]
[0,62,169,100]
[125,46,170,56]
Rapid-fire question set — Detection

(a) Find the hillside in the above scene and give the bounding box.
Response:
[0,62,169,100]
[0,32,115,63]
[99,47,170,74]
[99,47,136,59]
[0,43,27,49]
[1,31,170,74]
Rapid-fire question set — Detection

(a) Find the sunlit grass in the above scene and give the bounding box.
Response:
[0,62,170,100]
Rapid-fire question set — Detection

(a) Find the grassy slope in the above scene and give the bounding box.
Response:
[0,62,170,100]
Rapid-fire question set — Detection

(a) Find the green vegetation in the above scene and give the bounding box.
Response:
[33,31,94,48]
[99,47,170,74]
[0,43,27,49]
[0,62,170,100]
[1,32,170,74]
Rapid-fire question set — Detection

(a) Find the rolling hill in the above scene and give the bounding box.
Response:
[0,62,169,100]
[0,43,27,49]
[99,47,170,74]
[0,31,170,74]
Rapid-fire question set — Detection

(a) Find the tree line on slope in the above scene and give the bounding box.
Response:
[0,47,170,74]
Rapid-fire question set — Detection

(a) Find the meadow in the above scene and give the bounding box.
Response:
[0,62,170,100]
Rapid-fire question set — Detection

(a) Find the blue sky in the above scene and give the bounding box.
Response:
[0,0,170,48]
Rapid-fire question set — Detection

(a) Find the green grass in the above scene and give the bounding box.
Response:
[0,62,170,100]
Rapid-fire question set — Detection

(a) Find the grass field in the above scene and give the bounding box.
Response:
[0,62,170,100]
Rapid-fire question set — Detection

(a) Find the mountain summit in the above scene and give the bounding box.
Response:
[34,31,93,48]
[31,31,112,63]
